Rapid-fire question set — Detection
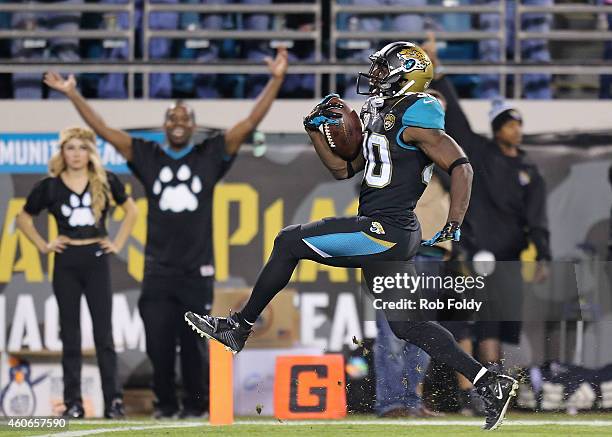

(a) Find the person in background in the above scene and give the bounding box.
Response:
[43,47,288,418]
[425,34,551,371]
[274,0,317,98]
[11,0,81,99]
[241,0,273,98]
[476,0,553,98]
[424,88,485,416]
[95,0,131,99]
[373,85,484,414]
[374,169,448,418]
[187,41,522,432]
[16,127,137,418]
[146,0,179,98]
[174,0,230,98]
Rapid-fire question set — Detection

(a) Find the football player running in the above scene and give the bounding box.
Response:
[186,42,518,430]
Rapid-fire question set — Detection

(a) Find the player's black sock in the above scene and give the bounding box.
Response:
[237,226,300,327]
[237,255,298,327]
[387,320,486,383]
[233,312,255,330]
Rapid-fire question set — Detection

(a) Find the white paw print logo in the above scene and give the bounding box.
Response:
[61,192,96,227]
[153,164,202,212]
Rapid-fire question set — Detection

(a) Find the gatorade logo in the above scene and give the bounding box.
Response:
[289,365,328,412]
[274,355,346,419]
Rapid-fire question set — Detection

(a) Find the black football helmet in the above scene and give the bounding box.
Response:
[356,41,433,97]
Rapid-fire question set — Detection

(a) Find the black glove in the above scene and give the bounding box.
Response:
[422,221,461,246]
[303,93,343,131]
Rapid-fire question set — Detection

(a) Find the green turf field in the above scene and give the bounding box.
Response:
[1,413,612,437]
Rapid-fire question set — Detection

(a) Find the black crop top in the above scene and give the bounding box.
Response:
[24,172,128,239]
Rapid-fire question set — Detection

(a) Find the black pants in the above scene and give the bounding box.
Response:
[138,273,213,413]
[53,244,120,408]
[240,216,421,321]
[239,216,485,383]
[474,261,524,345]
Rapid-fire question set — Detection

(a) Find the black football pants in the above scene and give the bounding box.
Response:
[239,216,484,382]
[139,273,213,413]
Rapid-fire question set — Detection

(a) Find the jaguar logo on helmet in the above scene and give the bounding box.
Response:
[396,48,430,73]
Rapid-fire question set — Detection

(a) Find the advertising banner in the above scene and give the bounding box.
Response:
[0,130,611,385]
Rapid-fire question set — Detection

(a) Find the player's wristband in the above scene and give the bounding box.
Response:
[448,157,470,175]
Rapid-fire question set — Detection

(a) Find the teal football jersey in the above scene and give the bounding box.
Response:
[358,92,445,230]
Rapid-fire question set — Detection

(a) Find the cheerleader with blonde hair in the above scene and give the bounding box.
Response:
[17,127,137,419]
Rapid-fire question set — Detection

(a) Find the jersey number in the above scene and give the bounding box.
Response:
[363,133,392,188]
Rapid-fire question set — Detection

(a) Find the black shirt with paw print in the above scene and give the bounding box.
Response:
[128,134,234,277]
[24,172,128,239]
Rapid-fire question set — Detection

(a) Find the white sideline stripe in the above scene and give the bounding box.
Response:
[33,422,204,437]
[233,419,612,427]
[32,418,612,436]
[65,420,207,425]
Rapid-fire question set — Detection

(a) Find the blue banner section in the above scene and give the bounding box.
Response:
[0,131,165,174]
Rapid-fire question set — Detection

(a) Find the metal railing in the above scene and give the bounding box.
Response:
[1,59,608,75]
[0,0,610,99]
[0,1,136,96]
[330,1,612,97]
[330,1,510,94]
[0,3,135,47]
[1,59,609,101]
[142,0,322,98]
[513,3,612,98]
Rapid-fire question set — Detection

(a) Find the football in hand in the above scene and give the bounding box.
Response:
[322,97,363,161]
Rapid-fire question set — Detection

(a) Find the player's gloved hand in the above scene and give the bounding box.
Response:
[303,93,343,131]
[422,221,461,246]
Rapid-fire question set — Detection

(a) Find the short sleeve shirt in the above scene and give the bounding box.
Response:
[127,134,234,275]
[24,172,128,239]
